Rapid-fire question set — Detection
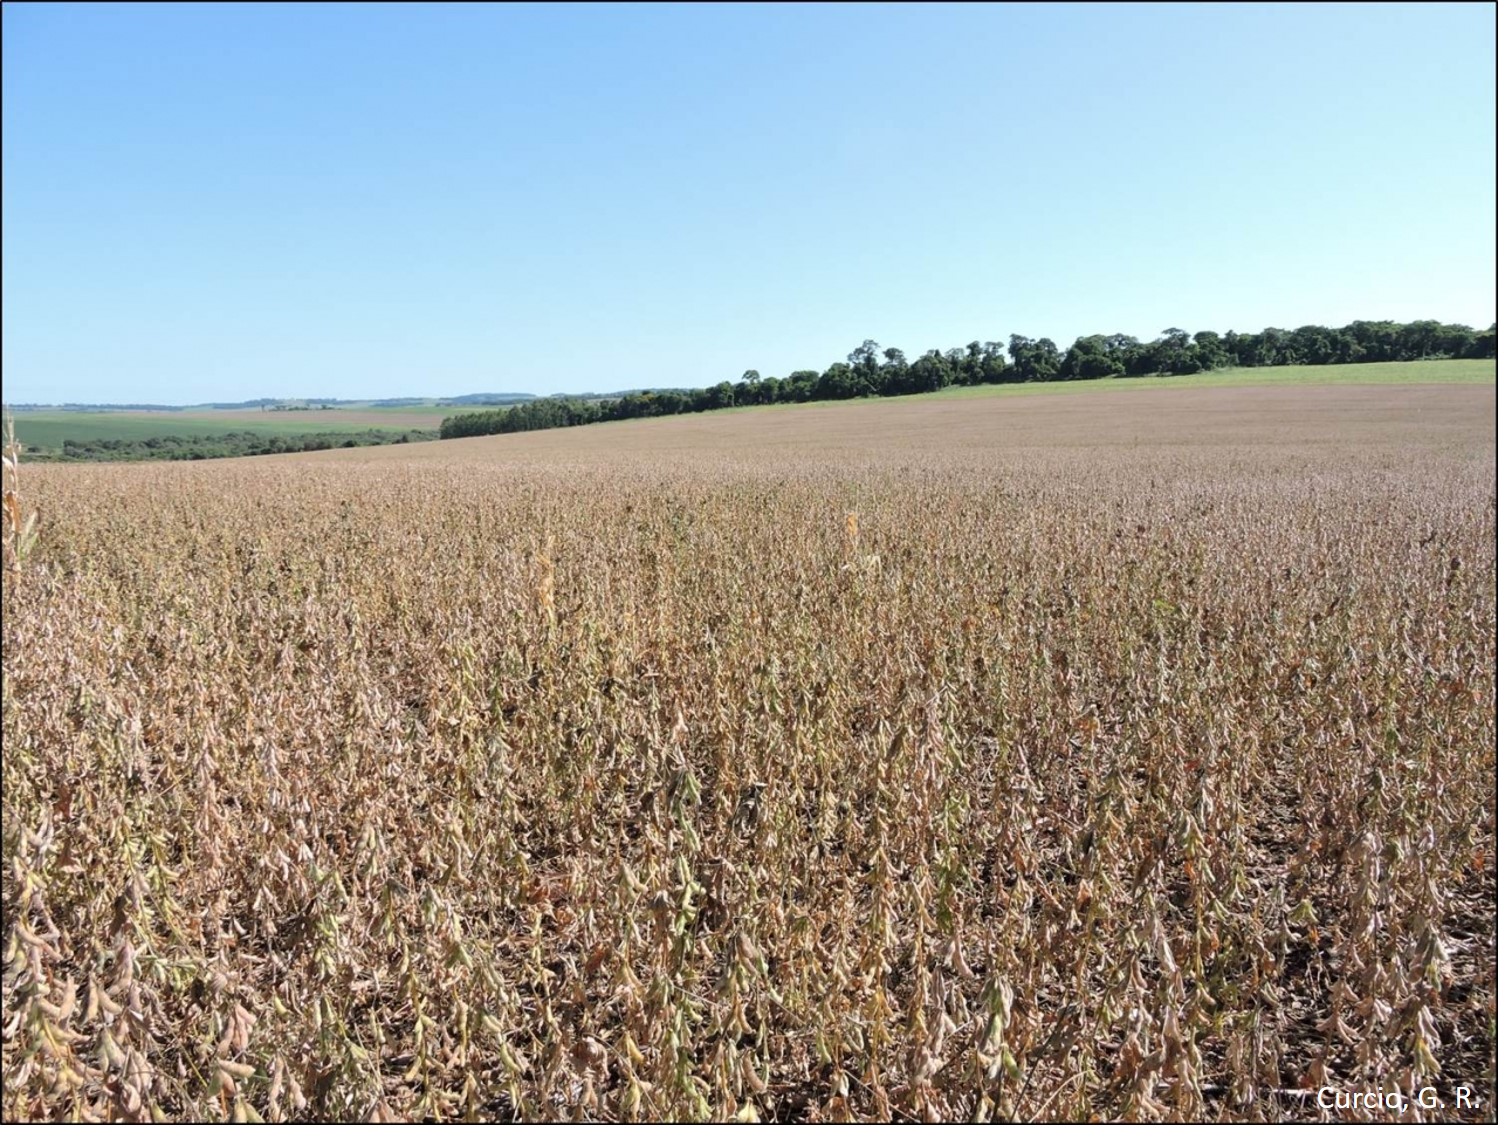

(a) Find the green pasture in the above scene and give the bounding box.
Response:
[6,412,420,451]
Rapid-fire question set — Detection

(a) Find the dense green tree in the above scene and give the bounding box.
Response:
[1009,335,1060,383]
[1258,327,1293,367]
[981,341,1008,384]
[879,347,910,395]
[907,350,951,394]
[1290,325,1338,364]
[784,370,821,402]
[846,341,881,395]
[818,362,860,400]
[1191,331,1230,371]
[1060,335,1123,380]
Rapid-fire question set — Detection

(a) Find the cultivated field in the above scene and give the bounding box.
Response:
[1,382,1496,1121]
[180,406,452,430]
[7,358,1493,453]
[902,357,1496,400]
[8,407,448,452]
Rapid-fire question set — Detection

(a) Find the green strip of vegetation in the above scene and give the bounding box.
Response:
[8,414,317,449]
[28,428,439,463]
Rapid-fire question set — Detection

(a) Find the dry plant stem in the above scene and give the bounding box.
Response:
[2,416,41,572]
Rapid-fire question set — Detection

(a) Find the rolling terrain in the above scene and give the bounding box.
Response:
[1,377,1495,1121]
[8,358,1492,456]
[313,378,1493,464]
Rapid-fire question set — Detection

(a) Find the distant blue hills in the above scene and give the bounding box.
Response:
[7,393,541,411]
[7,388,694,412]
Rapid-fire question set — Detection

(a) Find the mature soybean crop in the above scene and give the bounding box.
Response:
[1,384,1496,1121]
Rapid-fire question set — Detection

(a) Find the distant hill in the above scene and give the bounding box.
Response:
[6,393,540,412]
[546,387,695,402]
[6,402,188,412]
[438,393,539,406]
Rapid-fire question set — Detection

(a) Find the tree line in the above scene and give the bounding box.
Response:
[439,318,1496,440]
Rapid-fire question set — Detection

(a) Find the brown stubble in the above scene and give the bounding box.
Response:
[1,383,1495,1121]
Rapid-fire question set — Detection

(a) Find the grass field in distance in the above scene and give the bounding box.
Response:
[6,407,450,451]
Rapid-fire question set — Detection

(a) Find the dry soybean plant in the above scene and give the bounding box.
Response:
[2,416,40,573]
[0,398,1497,1122]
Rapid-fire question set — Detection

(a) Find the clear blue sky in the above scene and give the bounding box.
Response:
[1,2,1494,405]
